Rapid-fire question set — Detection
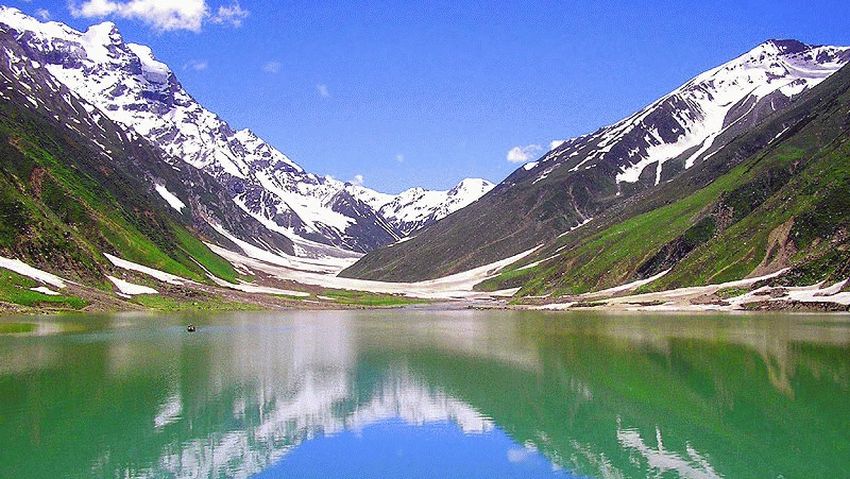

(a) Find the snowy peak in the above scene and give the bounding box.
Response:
[695,38,849,87]
[756,38,848,63]
[764,39,809,53]
[528,39,850,189]
[377,178,495,236]
[441,178,496,216]
[449,178,494,196]
[126,43,171,83]
[85,21,123,47]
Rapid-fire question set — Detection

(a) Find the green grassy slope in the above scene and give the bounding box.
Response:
[0,269,86,310]
[0,106,239,285]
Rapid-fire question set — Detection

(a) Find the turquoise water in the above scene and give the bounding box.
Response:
[1,310,849,478]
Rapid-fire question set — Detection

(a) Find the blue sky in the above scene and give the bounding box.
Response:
[8,0,850,193]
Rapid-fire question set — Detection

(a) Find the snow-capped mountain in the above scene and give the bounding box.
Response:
[0,7,491,257]
[376,178,495,236]
[517,39,850,190]
[344,39,850,282]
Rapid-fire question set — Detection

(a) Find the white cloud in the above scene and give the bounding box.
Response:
[262,61,282,74]
[316,83,330,98]
[550,139,566,150]
[350,174,364,186]
[183,59,208,71]
[210,1,249,27]
[506,144,542,163]
[68,0,248,32]
[35,8,50,20]
[69,0,208,32]
[395,153,405,163]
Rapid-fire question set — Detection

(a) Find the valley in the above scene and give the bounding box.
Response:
[0,7,848,314]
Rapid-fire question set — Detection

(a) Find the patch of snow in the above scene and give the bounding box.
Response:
[515,254,559,271]
[208,223,357,274]
[392,236,414,245]
[769,126,791,144]
[0,254,66,288]
[593,269,672,296]
[490,287,522,297]
[747,279,850,306]
[793,286,850,305]
[154,184,186,213]
[207,274,309,298]
[107,275,158,295]
[537,268,793,312]
[126,43,170,83]
[30,286,61,296]
[206,242,542,300]
[557,217,593,239]
[104,253,191,286]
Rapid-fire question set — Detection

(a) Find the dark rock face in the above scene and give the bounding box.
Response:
[327,190,399,253]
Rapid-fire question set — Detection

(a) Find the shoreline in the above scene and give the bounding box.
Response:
[1,248,847,317]
[3,296,849,318]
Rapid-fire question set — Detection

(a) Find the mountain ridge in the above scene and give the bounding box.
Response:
[342,38,850,282]
[0,6,492,257]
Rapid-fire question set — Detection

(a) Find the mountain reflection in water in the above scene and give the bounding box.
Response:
[0,310,848,478]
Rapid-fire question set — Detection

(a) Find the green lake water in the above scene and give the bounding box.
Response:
[1,310,849,478]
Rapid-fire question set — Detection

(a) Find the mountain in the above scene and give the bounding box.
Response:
[477,59,850,299]
[343,39,850,282]
[0,7,491,258]
[0,24,253,292]
[376,178,495,236]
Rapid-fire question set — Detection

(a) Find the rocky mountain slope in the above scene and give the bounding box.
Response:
[343,39,850,282]
[0,7,491,257]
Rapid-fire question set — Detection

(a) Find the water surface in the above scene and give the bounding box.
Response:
[1,310,849,478]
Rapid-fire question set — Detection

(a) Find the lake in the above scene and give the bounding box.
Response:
[1,309,849,478]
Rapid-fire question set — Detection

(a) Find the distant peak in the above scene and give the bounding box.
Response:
[448,178,495,197]
[741,39,850,68]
